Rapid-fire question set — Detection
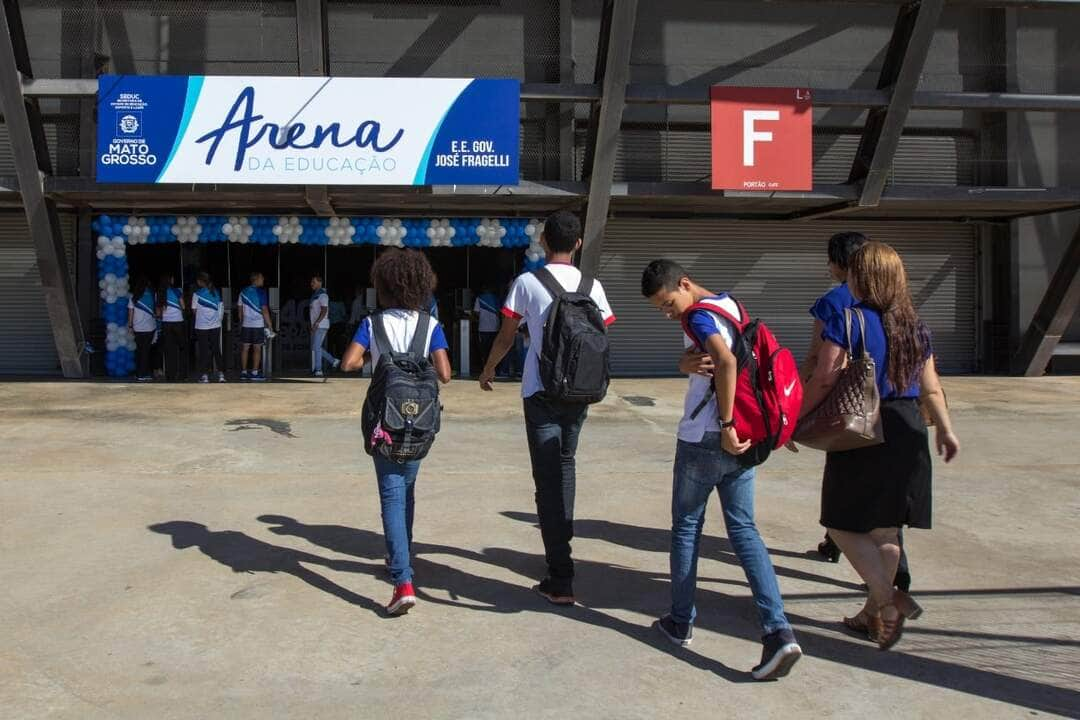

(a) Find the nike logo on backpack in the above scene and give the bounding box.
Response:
[784,380,797,397]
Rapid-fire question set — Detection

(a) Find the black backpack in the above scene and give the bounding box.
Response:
[361,312,442,462]
[534,267,611,404]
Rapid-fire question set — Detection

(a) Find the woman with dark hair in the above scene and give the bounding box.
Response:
[157,273,187,382]
[798,242,959,649]
[127,275,157,382]
[341,249,452,616]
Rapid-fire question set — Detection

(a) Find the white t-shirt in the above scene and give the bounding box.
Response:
[352,309,450,367]
[502,264,615,399]
[193,288,223,330]
[128,292,157,333]
[678,296,740,443]
[309,289,330,330]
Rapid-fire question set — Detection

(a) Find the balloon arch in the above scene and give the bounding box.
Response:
[92,214,548,376]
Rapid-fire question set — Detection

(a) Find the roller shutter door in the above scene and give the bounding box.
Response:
[0,213,76,374]
[598,219,977,376]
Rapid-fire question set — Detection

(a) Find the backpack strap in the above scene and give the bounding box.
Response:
[576,274,594,297]
[408,311,432,357]
[371,313,393,357]
[533,266,566,301]
[680,296,748,350]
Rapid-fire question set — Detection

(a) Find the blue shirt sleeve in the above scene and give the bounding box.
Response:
[259,289,269,309]
[429,323,449,354]
[352,317,371,349]
[821,309,858,353]
[809,284,853,323]
[687,309,722,347]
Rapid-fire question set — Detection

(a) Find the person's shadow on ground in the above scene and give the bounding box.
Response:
[149,515,1080,710]
[147,521,383,614]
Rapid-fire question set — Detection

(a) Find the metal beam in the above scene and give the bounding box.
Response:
[850,0,946,207]
[0,0,84,377]
[296,0,334,216]
[1012,223,1080,375]
[579,0,638,276]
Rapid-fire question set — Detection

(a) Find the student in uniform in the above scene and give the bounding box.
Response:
[238,272,274,382]
[309,273,341,378]
[478,210,616,606]
[193,272,226,384]
[641,258,802,681]
[341,249,452,616]
[127,276,157,382]
[473,285,503,377]
[158,273,187,382]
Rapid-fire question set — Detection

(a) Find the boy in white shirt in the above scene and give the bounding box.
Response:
[478,210,615,605]
[309,274,340,378]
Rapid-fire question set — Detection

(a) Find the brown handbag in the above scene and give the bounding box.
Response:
[792,307,884,452]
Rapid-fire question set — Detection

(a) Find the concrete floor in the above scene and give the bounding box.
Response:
[1,376,1078,719]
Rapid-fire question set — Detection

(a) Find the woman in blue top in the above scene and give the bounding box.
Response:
[341,249,451,617]
[799,242,959,650]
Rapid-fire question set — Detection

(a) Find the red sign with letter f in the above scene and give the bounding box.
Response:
[710,86,813,192]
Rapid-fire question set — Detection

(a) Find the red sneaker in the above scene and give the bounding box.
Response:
[386,582,416,616]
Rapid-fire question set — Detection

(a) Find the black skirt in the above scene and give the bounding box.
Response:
[820,398,932,533]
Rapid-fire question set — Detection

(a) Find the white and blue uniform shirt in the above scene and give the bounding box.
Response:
[161,287,184,323]
[474,292,500,333]
[240,285,268,329]
[127,290,157,333]
[193,287,223,330]
[309,287,331,330]
[352,309,449,367]
[679,295,740,443]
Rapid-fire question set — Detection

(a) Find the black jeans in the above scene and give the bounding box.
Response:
[196,328,223,375]
[134,331,155,378]
[523,394,589,585]
[162,321,187,381]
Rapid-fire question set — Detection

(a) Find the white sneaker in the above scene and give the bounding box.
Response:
[199,375,209,384]
[332,358,341,369]
[218,373,226,383]
[314,370,324,378]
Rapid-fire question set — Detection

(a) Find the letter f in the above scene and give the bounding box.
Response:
[743,109,780,167]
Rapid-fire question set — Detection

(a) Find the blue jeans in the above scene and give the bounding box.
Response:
[373,456,420,585]
[523,394,588,583]
[311,327,336,372]
[670,433,790,636]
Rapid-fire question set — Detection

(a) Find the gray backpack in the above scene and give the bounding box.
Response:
[361,312,442,462]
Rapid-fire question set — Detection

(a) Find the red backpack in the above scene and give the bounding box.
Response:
[681,296,803,467]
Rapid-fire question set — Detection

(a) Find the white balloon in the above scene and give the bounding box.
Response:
[96,250,106,260]
[525,224,536,237]
[435,227,446,239]
[97,236,110,247]
[325,227,334,238]
[475,225,485,237]
[392,218,402,228]
[346,226,356,237]
[330,217,340,227]
[107,322,118,332]
[497,227,507,238]
[289,216,299,226]
[400,227,408,239]
[376,226,387,238]
[440,219,450,228]
[447,227,456,238]
[426,228,436,239]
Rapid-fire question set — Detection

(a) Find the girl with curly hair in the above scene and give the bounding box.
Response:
[341,249,451,616]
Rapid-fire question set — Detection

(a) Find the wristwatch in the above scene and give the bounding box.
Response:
[719,417,736,429]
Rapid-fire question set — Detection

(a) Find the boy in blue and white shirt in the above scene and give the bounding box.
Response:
[193,272,226,383]
[641,258,801,682]
[309,274,340,378]
[239,272,274,382]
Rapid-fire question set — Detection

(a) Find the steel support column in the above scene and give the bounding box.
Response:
[0,0,84,377]
[579,0,638,276]
[296,0,334,216]
[1012,223,1080,375]
[849,0,945,207]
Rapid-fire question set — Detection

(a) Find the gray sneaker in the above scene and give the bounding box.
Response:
[751,629,802,680]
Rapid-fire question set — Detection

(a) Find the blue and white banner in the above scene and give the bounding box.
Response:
[96,75,520,185]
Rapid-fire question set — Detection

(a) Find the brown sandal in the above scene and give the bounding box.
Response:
[876,603,905,650]
[893,589,923,620]
[842,609,882,640]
